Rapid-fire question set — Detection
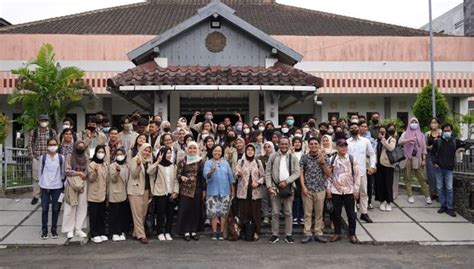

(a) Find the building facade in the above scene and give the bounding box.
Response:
[0,0,473,147]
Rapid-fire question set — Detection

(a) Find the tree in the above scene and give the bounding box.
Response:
[412,84,449,132]
[0,113,9,144]
[8,43,93,132]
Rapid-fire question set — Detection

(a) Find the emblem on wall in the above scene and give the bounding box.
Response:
[205,31,227,53]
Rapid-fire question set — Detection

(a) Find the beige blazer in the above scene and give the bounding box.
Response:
[379,137,397,168]
[147,163,179,196]
[108,162,129,203]
[87,161,108,203]
[127,156,149,196]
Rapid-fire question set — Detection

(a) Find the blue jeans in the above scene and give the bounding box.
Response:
[40,188,62,232]
[435,169,454,209]
[425,153,438,194]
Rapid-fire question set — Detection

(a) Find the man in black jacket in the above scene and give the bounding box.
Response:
[431,123,468,217]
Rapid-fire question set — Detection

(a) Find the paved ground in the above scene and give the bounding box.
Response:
[0,240,472,269]
[0,194,472,247]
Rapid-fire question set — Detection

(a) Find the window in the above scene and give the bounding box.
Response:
[347,112,358,118]
[397,112,409,129]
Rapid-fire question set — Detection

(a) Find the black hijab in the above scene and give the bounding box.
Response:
[244,144,256,162]
[91,145,106,164]
[159,147,173,167]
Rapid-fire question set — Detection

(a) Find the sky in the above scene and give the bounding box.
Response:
[0,0,463,29]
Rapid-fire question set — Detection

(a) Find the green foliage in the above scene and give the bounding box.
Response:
[383,118,405,132]
[8,43,93,133]
[445,114,462,137]
[0,113,10,144]
[412,84,449,132]
[461,114,474,139]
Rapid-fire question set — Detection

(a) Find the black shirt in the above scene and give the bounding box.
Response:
[431,137,467,170]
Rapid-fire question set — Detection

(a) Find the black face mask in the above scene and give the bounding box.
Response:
[218,129,225,134]
[320,130,327,136]
[309,122,316,127]
[388,129,396,135]
[87,126,96,132]
[350,130,359,136]
[163,127,171,132]
[372,119,379,125]
[76,148,85,154]
[335,131,345,139]
[228,136,236,142]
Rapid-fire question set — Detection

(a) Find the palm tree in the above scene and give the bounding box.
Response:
[8,43,94,132]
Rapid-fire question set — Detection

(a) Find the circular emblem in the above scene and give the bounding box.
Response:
[205,31,227,53]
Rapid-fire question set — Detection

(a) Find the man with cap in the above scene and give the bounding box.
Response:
[28,114,57,205]
[347,121,376,223]
[327,138,360,244]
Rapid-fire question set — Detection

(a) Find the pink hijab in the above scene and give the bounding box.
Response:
[403,117,425,158]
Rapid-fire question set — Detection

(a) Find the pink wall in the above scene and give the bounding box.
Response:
[0,34,472,61]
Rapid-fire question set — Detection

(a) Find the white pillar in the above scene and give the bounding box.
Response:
[169,92,180,124]
[154,91,169,121]
[249,92,259,122]
[264,91,279,125]
[459,97,469,139]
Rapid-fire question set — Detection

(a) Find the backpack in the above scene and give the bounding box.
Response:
[41,153,64,179]
[329,152,355,179]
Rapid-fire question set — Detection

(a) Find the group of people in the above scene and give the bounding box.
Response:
[28,110,468,245]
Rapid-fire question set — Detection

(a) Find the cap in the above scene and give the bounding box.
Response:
[39,114,49,121]
[336,138,348,147]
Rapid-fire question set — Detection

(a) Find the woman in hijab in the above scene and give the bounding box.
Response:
[235,144,265,241]
[128,143,154,244]
[87,145,109,243]
[399,117,431,205]
[259,141,274,224]
[321,134,335,157]
[176,141,205,241]
[147,147,178,241]
[62,141,89,240]
[108,147,129,242]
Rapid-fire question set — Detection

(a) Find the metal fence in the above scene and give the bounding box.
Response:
[455,146,474,174]
[2,147,33,190]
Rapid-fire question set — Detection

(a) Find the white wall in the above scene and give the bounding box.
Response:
[320,96,386,121]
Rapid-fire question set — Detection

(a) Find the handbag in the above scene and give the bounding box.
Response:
[387,138,406,164]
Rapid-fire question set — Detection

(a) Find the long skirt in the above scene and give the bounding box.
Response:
[176,191,205,234]
[375,164,394,203]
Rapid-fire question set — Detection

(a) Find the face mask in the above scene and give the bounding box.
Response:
[76,147,85,154]
[235,125,242,132]
[335,131,345,139]
[320,130,327,136]
[124,124,133,131]
[258,126,265,132]
[96,153,105,160]
[116,155,125,162]
[87,126,96,132]
[388,129,396,135]
[350,130,359,136]
[372,119,379,125]
[303,127,310,134]
[201,134,209,140]
[63,124,70,130]
[102,127,111,133]
[308,122,315,127]
[243,128,250,135]
[253,120,259,126]
[40,122,48,128]
[327,130,334,135]
[163,127,171,132]
[281,128,289,134]
[205,115,213,121]
[228,136,236,141]
[286,119,294,126]
[218,128,225,134]
[295,134,302,138]
[442,131,452,139]
[47,146,58,153]
[409,123,418,130]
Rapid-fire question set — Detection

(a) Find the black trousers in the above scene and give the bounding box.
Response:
[109,201,128,235]
[367,173,374,205]
[375,164,394,203]
[154,195,176,234]
[332,194,356,236]
[88,201,106,237]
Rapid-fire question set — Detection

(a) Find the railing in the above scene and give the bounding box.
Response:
[455,146,474,174]
[3,147,33,190]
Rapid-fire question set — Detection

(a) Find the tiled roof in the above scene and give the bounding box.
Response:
[107,60,323,88]
[0,0,428,36]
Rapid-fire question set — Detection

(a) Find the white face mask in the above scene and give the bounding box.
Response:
[201,134,209,139]
[40,122,49,128]
[258,126,265,132]
[47,146,58,153]
[253,120,259,126]
[116,155,125,162]
[303,127,310,134]
[63,124,70,130]
[281,128,289,134]
[96,153,105,160]
[295,133,302,138]
[243,128,250,134]
[409,123,419,130]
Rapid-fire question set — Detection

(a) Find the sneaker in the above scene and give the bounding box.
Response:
[67,231,74,239]
[218,233,224,241]
[379,201,386,211]
[158,234,166,241]
[100,235,108,242]
[263,217,270,224]
[41,230,48,240]
[211,233,218,241]
[51,230,58,239]
[299,218,304,224]
[426,197,432,205]
[119,233,126,241]
[184,233,191,241]
[386,203,392,211]
[75,230,87,238]
[293,218,298,225]
[112,234,121,242]
[91,236,102,243]
[437,207,447,214]
[447,209,457,217]
[269,236,279,244]
[368,203,374,210]
[285,235,295,244]
[408,196,415,204]
[165,233,173,241]
[31,197,39,205]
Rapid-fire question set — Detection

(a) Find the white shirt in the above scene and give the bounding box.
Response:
[164,166,173,194]
[38,153,64,190]
[279,153,290,182]
[347,136,376,175]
